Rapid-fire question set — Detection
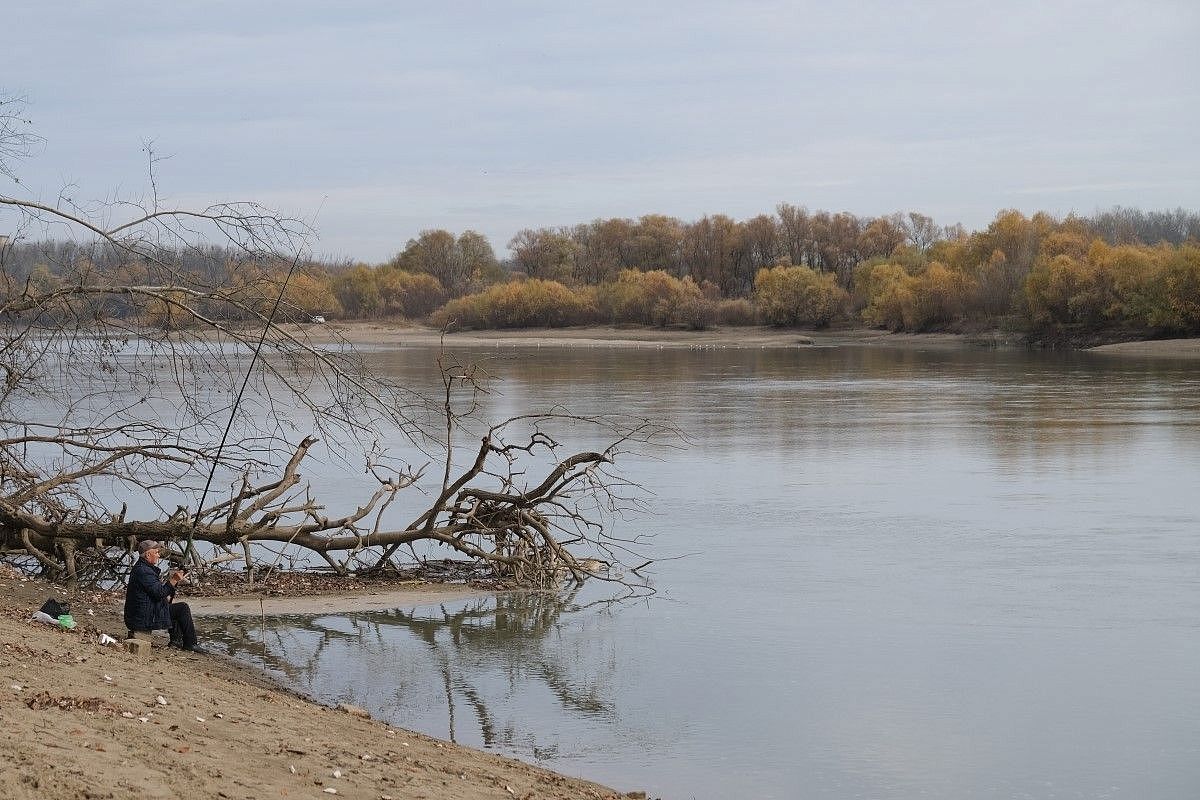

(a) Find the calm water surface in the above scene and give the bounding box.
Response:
[202,343,1200,800]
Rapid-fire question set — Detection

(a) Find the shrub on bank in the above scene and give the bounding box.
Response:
[858,262,915,330]
[1024,253,1107,327]
[753,265,847,327]
[429,279,597,329]
[1157,245,1200,331]
[857,261,973,331]
[331,265,382,318]
[674,291,717,330]
[429,270,726,331]
[282,272,344,320]
[907,262,974,330]
[376,268,446,318]
[595,269,715,329]
[330,266,446,319]
[1023,242,1200,333]
[715,298,757,326]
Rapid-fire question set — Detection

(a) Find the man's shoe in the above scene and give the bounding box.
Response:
[183,644,209,655]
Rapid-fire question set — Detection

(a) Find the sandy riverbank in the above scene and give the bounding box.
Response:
[0,568,637,800]
[1084,338,1200,360]
[288,321,1200,360]
[285,321,987,351]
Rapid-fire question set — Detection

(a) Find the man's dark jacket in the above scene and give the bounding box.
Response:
[123,557,175,631]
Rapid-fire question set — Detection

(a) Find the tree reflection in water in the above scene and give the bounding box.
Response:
[200,589,622,759]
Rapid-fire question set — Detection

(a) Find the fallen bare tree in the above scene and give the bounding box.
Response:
[1,410,669,590]
[0,97,674,591]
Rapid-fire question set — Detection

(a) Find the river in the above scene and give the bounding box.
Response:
[200,341,1200,799]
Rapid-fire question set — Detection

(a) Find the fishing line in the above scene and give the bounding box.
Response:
[183,250,304,561]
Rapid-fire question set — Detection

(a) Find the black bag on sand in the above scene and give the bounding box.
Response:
[39,598,70,618]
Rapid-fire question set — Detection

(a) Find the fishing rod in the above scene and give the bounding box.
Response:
[181,249,305,564]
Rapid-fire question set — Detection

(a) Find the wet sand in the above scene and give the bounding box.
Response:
[190,583,487,616]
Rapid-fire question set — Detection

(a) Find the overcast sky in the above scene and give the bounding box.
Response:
[5,1,1198,261]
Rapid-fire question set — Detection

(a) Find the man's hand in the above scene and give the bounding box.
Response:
[168,570,186,586]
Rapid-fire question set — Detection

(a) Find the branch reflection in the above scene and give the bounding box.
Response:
[201,589,621,758]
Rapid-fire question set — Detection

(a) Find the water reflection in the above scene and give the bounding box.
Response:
[363,344,1200,473]
[203,589,624,759]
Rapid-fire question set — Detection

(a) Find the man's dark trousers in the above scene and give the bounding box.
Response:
[169,602,197,649]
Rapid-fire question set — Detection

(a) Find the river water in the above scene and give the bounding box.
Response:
[200,341,1200,799]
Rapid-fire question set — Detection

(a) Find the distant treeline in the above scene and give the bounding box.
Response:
[5,206,1200,337]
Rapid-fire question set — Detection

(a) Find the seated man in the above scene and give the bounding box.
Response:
[123,540,205,653]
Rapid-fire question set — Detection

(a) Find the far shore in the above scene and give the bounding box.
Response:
[284,321,1200,360]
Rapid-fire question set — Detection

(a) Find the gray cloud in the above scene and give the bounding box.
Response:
[4,0,1197,260]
